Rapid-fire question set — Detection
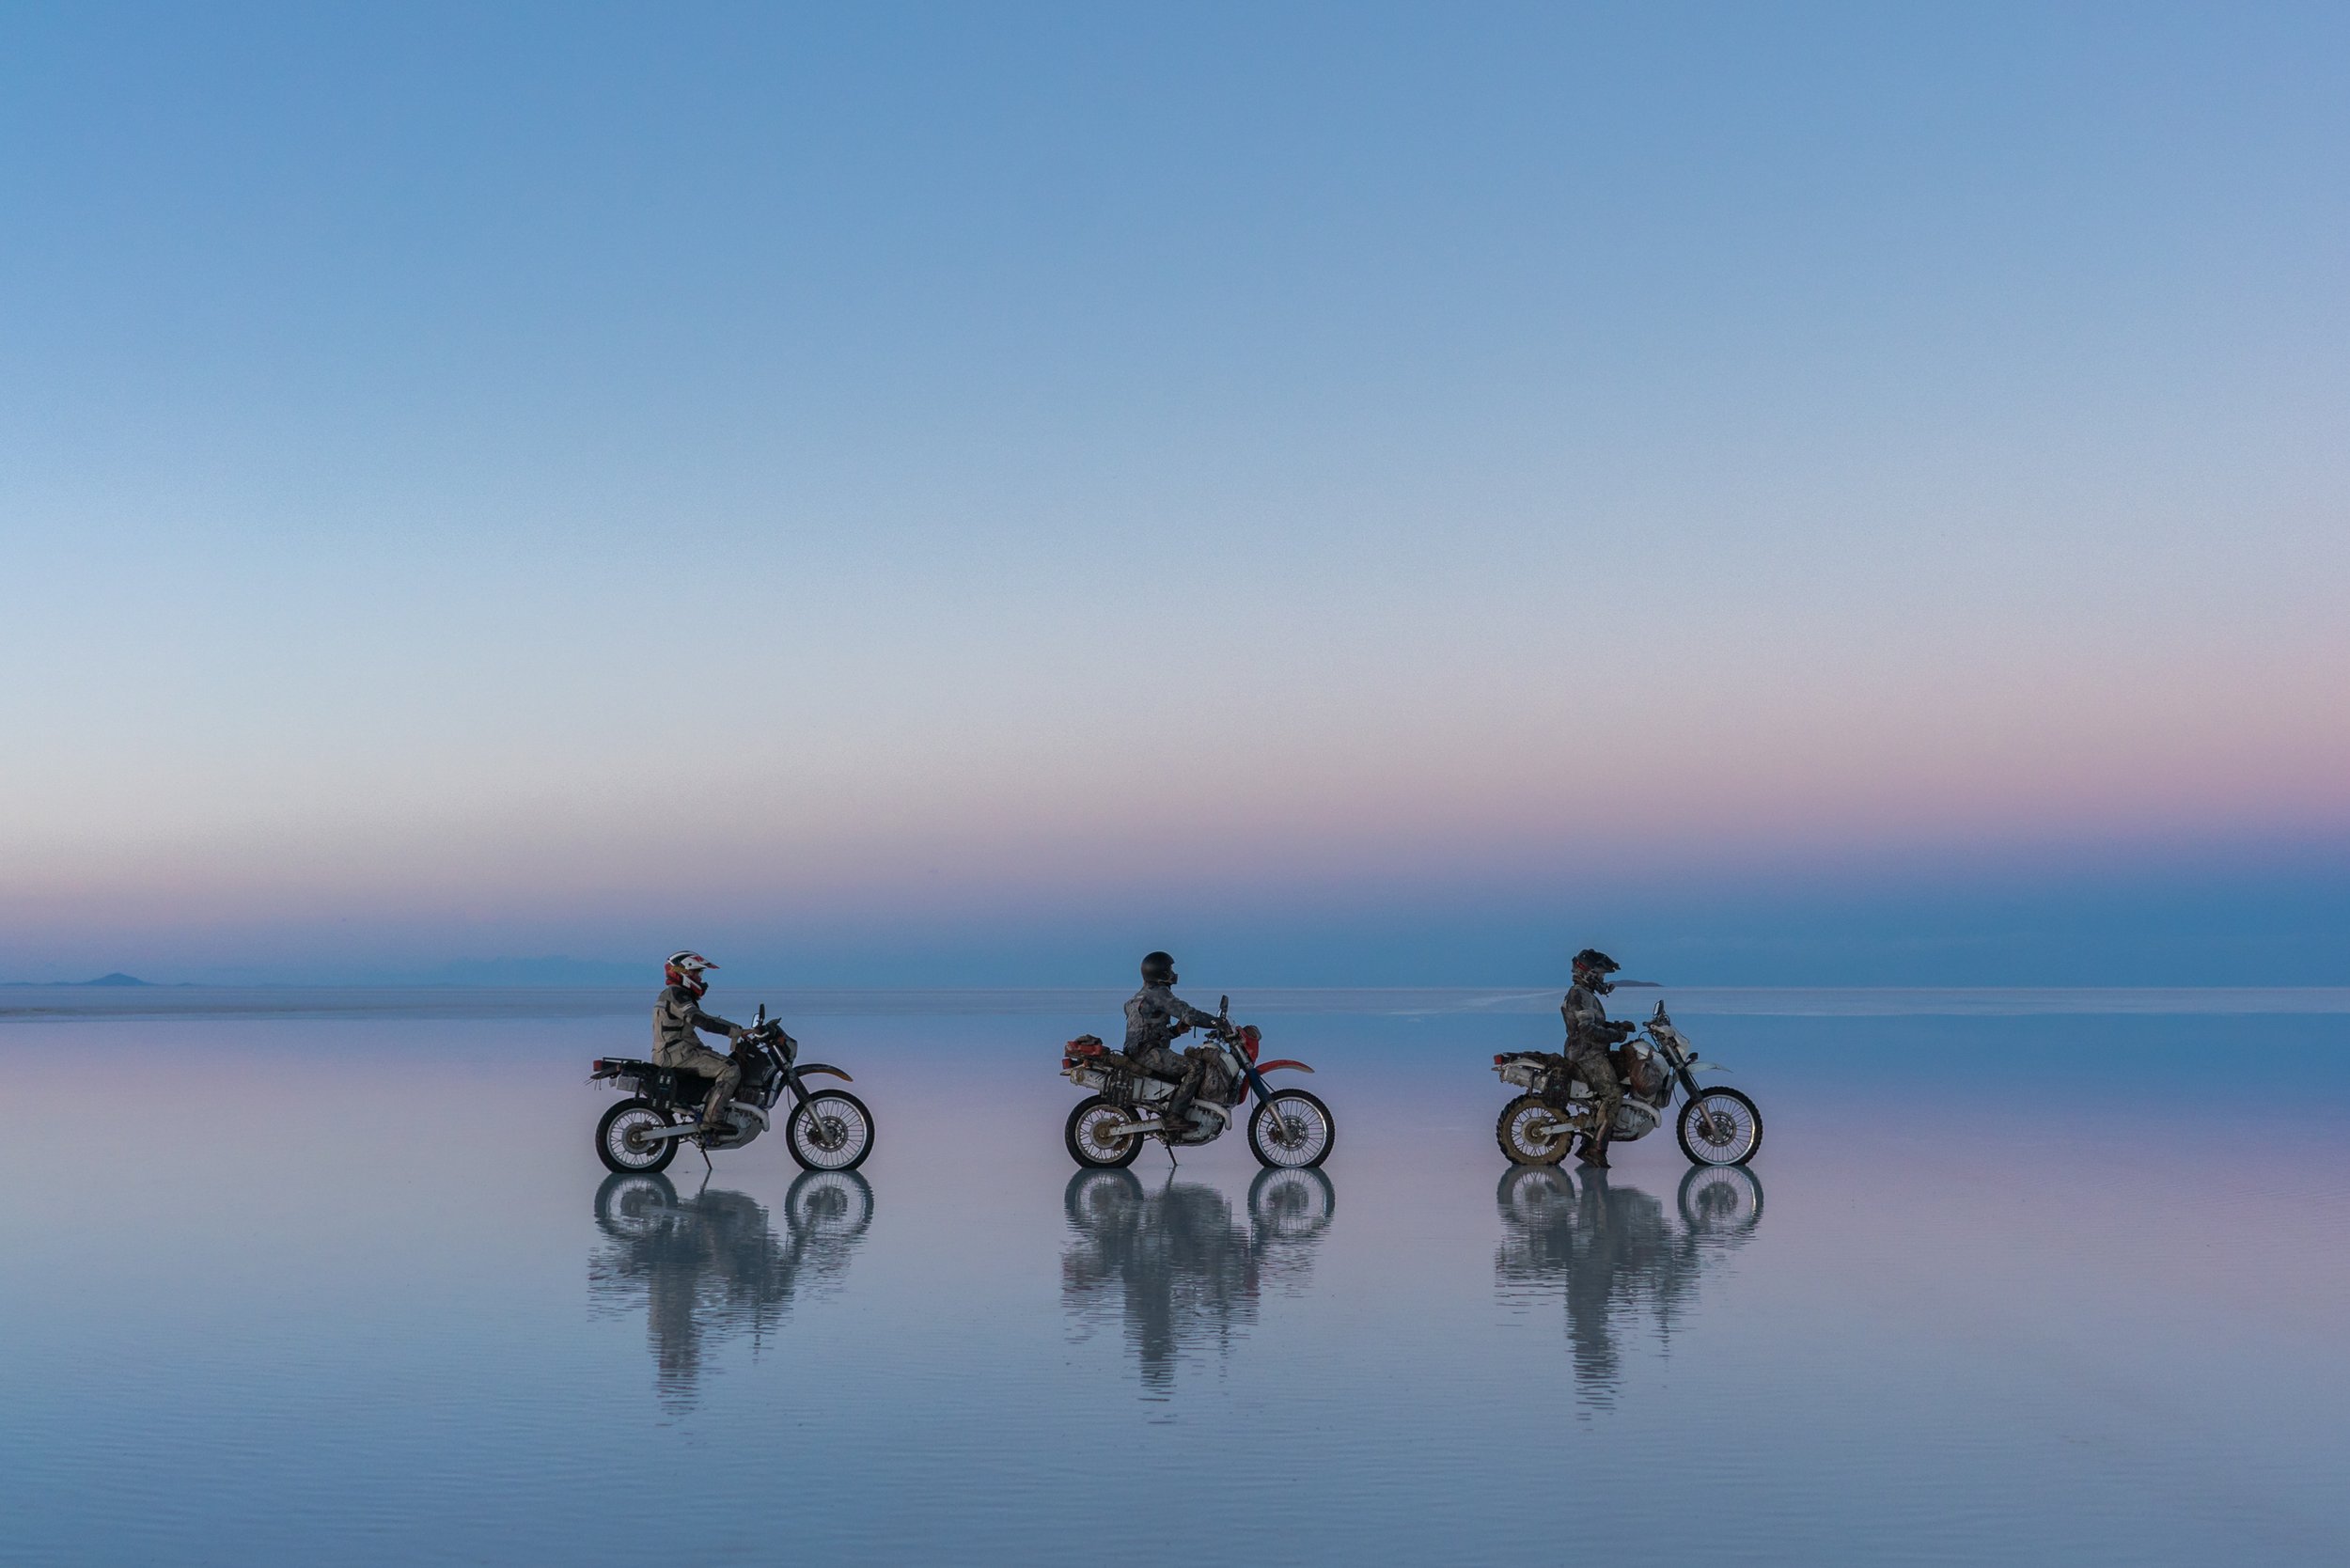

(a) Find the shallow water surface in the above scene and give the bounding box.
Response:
[3,991,2346,1565]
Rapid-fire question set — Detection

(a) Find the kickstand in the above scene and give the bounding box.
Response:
[1163,1137,1178,1169]
[699,1143,714,1176]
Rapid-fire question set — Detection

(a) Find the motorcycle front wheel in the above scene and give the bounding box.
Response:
[596,1098,680,1175]
[1066,1095,1144,1168]
[1496,1093,1573,1166]
[787,1090,875,1172]
[1248,1090,1335,1169]
[1677,1088,1762,1167]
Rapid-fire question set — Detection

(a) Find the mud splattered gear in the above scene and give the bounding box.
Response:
[1561,979,1629,1152]
[1562,982,1634,1055]
[1125,981,1221,1129]
[1124,982,1221,1058]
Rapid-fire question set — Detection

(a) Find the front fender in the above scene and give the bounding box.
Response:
[1255,1058,1314,1074]
[793,1063,854,1082]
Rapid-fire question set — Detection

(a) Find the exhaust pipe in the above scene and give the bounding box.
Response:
[636,1105,765,1144]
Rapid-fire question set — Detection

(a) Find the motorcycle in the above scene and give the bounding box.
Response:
[1492,998,1762,1167]
[589,1003,873,1174]
[1060,996,1335,1169]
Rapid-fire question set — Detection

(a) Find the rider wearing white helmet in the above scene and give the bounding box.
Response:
[653,950,744,1136]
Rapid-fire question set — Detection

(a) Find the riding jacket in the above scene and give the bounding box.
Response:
[653,984,741,1067]
[1123,983,1220,1058]
[1561,981,1623,1058]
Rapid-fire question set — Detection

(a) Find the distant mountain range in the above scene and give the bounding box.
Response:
[0,972,182,988]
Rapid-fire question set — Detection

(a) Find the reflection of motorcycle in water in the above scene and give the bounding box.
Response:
[1494,1163,1762,1405]
[1060,1167,1335,1391]
[589,1169,873,1410]
[590,1004,874,1175]
[1060,996,1334,1169]
[1493,999,1762,1167]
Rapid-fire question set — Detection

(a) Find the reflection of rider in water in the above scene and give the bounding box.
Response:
[1061,1168,1334,1393]
[1494,1166,1760,1406]
[591,1171,872,1411]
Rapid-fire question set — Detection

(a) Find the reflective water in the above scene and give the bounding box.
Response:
[3,992,2347,1565]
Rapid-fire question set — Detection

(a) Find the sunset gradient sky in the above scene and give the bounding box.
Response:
[4,3,2345,985]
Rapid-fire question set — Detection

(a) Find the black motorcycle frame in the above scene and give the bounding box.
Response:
[591,1011,854,1131]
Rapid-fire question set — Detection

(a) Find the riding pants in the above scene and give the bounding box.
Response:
[1133,1045,1205,1123]
[1566,1046,1622,1142]
[668,1045,741,1128]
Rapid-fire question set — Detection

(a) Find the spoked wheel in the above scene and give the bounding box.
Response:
[593,1170,680,1234]
[1247,1090,1335,1169]
[596,1098,679,1175]
[1677,1088,1762,1167]
[787,1090,874,1171]
[785,1168,875,1236]
[1496,1093,1574,1166]
[1066,1095,1143,1168]
[1248,1166,1336,1238]
[1678,1164,1764,1233]
[1496,1162,1574,1223]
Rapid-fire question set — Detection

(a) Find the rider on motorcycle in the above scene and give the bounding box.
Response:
[653,950,745,1136]
[1562,947,1636,1168]
[1124,950,1222,1130]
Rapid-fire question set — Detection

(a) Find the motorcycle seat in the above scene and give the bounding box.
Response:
[590,1058,720,1106]
[1098,1048,1155,1076]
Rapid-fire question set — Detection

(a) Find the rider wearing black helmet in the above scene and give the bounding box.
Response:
[653,950,745,1137]
[1562,947,1635,1168]
[1124,950,1222,1132]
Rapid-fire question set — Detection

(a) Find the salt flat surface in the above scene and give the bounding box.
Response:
[3,993,2345,1565]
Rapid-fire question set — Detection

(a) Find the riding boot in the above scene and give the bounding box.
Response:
[1164,1060,1204,1132]
[1577,1131,1611,1168]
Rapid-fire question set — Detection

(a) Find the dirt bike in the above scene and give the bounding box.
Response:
[1060,996,1334,1169]
[589,1003,873,1174]
[1492,998,1761,1167]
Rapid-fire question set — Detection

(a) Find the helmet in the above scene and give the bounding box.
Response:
[1139,950,1177,986]
[666,949,717,996]
[1572,948,1620,995]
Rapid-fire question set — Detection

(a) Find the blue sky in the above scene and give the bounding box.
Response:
[3,3,2344,984]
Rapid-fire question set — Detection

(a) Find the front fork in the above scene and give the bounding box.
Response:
[1674,1066,1716,1135]
[1243,1066,1282,1120]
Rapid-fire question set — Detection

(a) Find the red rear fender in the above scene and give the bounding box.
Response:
[1255,1058,1314,1074]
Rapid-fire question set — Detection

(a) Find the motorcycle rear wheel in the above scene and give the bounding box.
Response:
[1496,1094,1573,1166]
[596,1098,680,1175]
[786,1090,874,1171]
[1066,1095,1144,1168]
[1248,1090,1335,1169]
[1677,1088,1762,1167]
